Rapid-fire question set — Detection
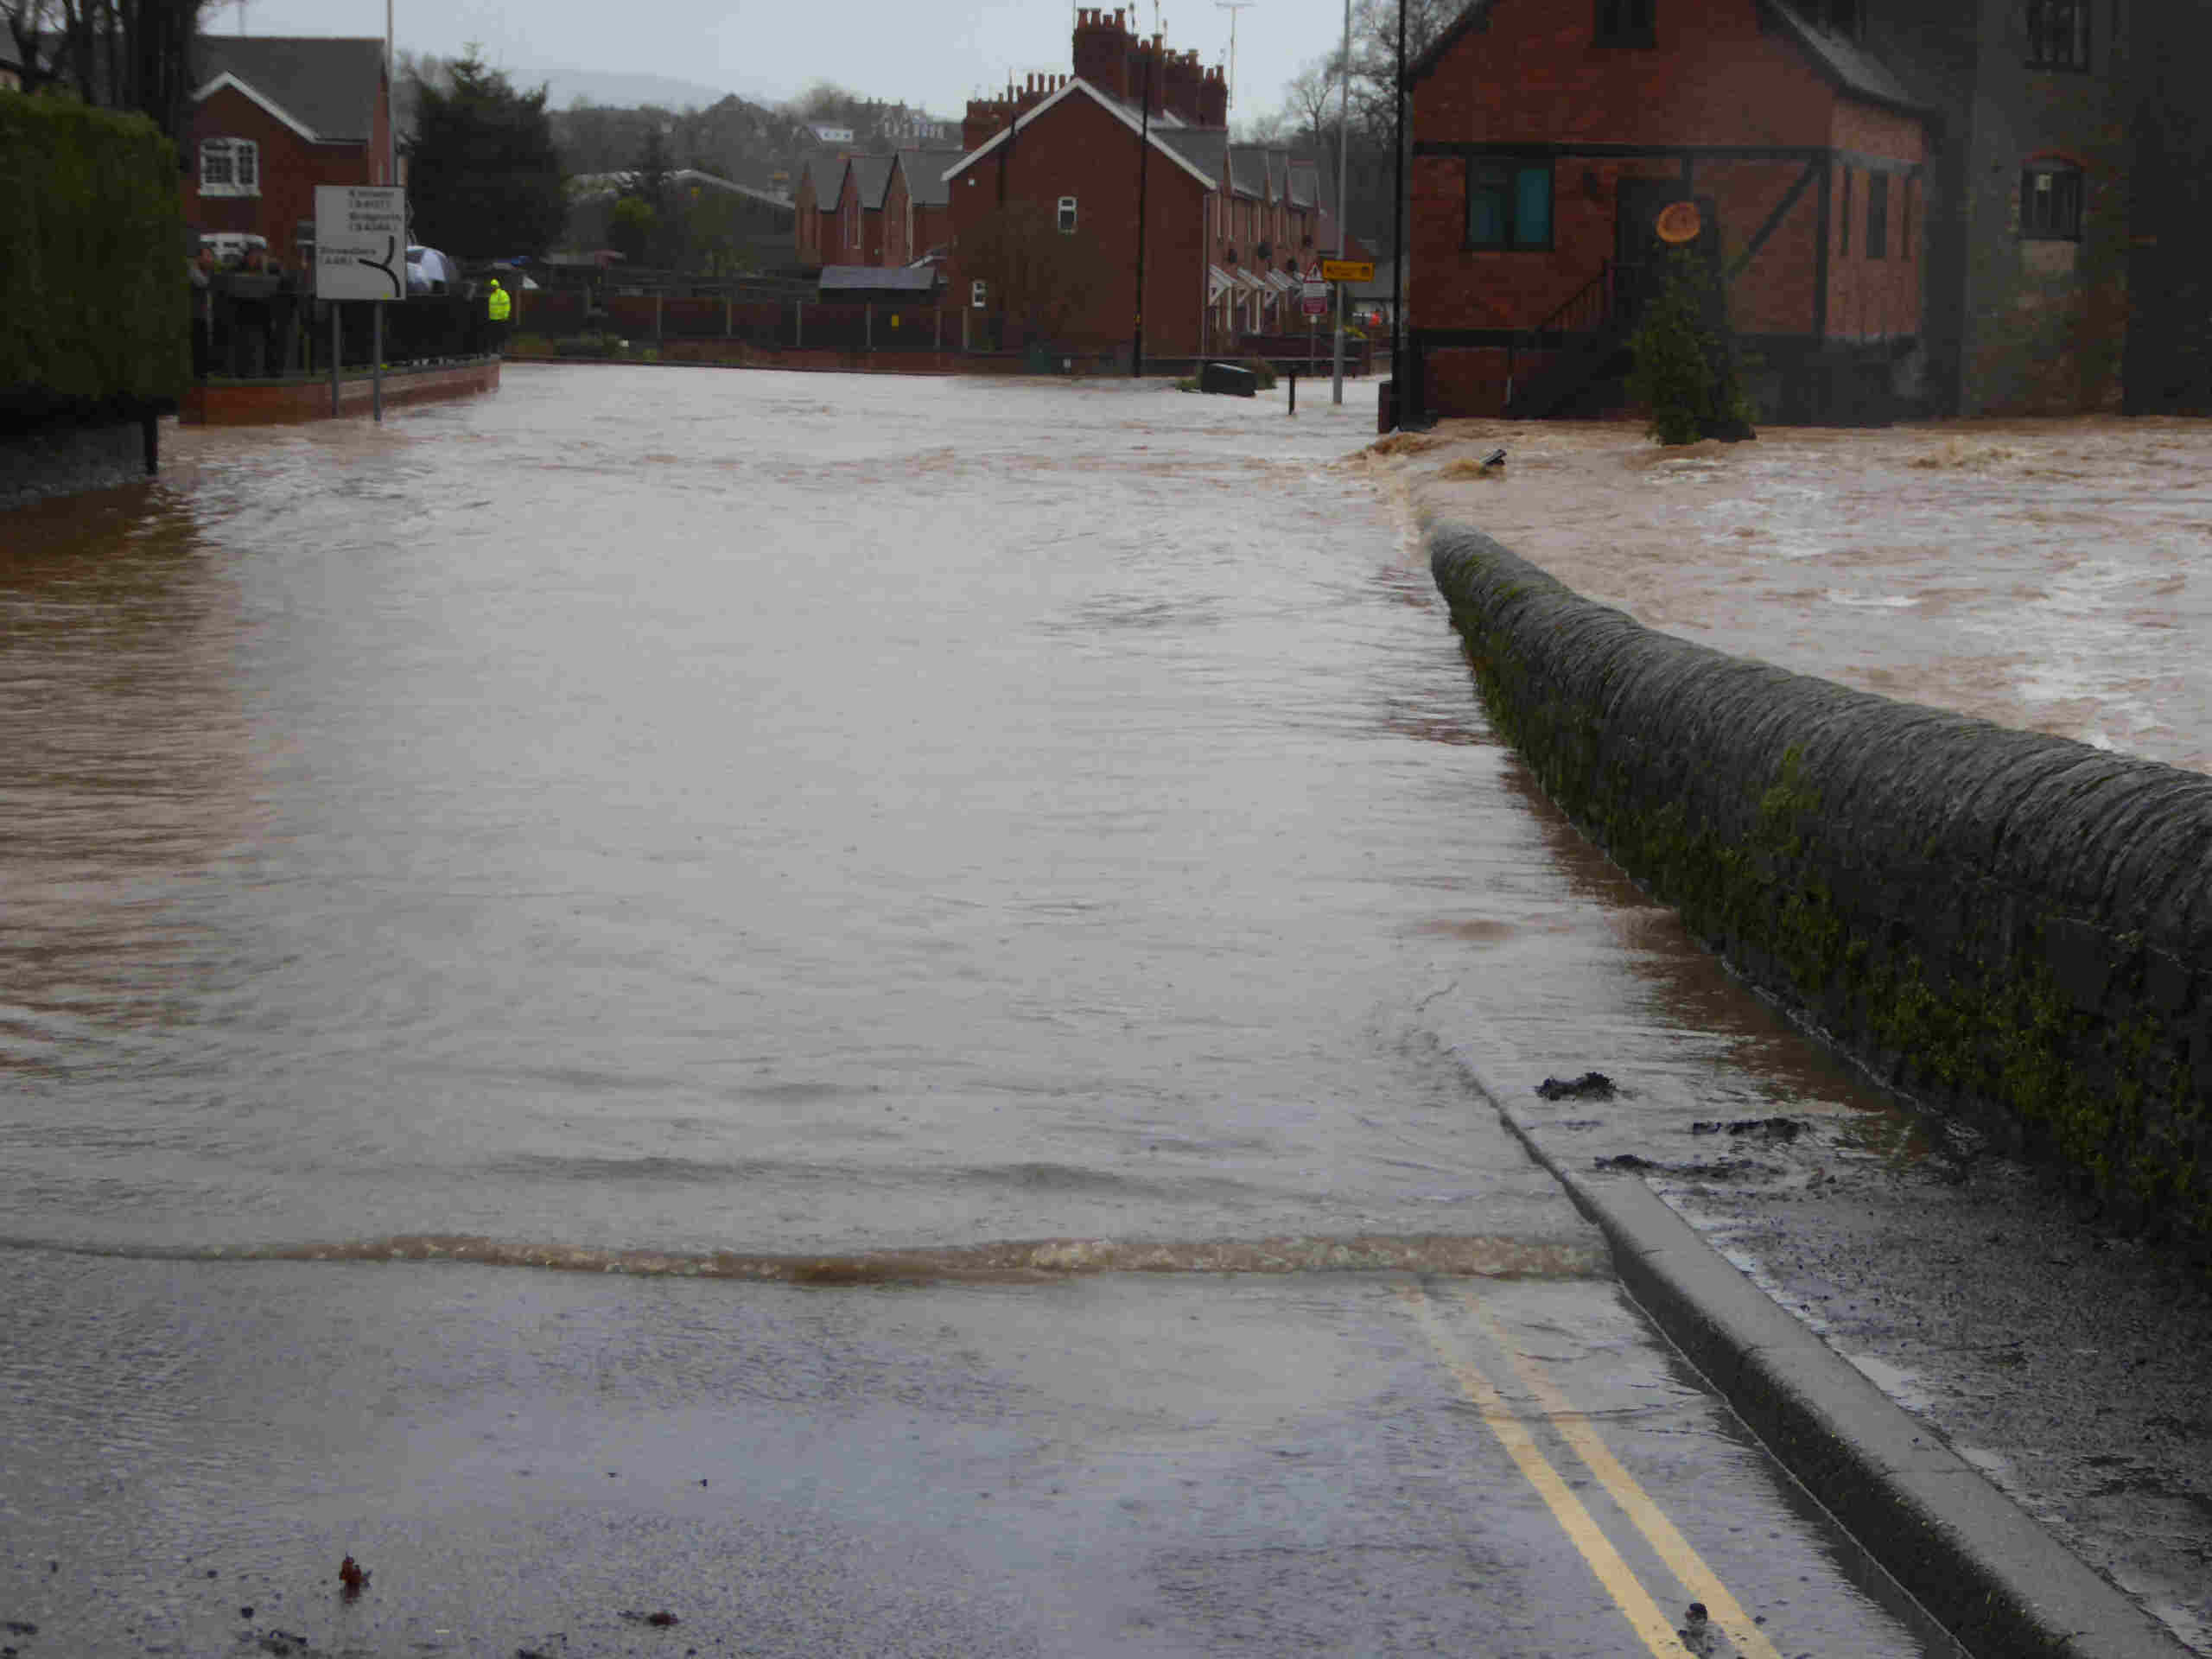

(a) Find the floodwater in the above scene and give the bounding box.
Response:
[0,369,2009,1656]
[3,369,1616,1269]
[1396,416,2212,773]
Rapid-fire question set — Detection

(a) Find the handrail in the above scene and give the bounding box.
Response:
[1507,258,1611,403]
[1533,257,1616,340]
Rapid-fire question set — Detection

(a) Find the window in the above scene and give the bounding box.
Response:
[1057,195,1077,234]
[1901,179,1914,258]
[971,279,988,308]
[2021,161,2082,238]
[1840,167,1853,256]
[1866,172,1888,258]
[1594,0,1655,47]
[2025,0,2089,68]
[1466,160,1553,249]
[199,137,259,197]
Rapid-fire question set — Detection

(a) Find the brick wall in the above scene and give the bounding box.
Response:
[946,89,1211,358]
[183,85,382,269]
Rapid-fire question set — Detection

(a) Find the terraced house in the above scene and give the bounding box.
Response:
[1405,0,2212,423]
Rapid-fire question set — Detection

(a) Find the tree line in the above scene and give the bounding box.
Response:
[1235,0,1456,256]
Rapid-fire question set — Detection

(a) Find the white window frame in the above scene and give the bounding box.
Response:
[971,278,988,309]
[199,136,260,198]
[1057,195,1078,234]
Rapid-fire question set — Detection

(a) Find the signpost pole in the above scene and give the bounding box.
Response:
[372,301,384,423]
[330,303,341,416]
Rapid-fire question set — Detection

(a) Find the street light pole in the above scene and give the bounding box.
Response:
[1134,51,1151,377]
[1329,0,1350,405]
[1389,0,1406,429]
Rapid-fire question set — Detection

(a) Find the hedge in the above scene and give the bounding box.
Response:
[0,96,189,421]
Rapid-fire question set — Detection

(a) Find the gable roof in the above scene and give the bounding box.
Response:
[945,77,1222,192]
[796,150,846,207]
[893,147,964,207]
[1756,0,1928,113]
[193,36,385,143]
[1406,0,1928,113]
[849,153,895,208]
[1152,125,1228,185]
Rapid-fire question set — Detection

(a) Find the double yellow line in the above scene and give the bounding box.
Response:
[1401,1283,1786,1659]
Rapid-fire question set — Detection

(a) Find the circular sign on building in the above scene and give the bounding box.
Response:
[1655,200,1704,244]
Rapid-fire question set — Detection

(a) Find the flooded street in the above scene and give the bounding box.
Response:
[0,366,2102,1655]
[2,368,1616,1265]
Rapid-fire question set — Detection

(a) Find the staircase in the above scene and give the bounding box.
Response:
[1504,261,1646,420]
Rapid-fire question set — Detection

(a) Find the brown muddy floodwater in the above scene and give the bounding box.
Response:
[0,367,1900,1276]
[1391,415,2212,774]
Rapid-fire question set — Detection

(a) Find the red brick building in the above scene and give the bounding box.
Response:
[182,36,394,270]
[1405,0,1928,422]
[884,148,963,264]
[946,78,1221,358]
[942,9,1351,362]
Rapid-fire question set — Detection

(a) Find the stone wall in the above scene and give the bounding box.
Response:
[1430,522,2212,1249]
[0,420,148,511]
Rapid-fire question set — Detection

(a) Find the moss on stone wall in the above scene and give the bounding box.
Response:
[1432,524,2212,1253]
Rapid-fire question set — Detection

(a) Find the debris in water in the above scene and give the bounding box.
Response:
[1594,1154,1653,1172]
[1538,1071,1617,1100]
[339,1554,369,1598]
[621,1610,681,1628]
[1690,1116,1802,1141]
[1483,447,1507,467]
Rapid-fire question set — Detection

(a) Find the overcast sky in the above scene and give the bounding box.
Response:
[222,0,1359,125]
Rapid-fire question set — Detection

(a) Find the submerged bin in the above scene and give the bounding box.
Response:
[1378,378,1396,432]
[1199,360,1256,397]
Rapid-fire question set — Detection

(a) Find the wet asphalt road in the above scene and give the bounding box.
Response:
[0,1250,1932,1657]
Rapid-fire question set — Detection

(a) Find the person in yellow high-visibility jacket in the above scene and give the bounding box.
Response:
[486,276,512,353]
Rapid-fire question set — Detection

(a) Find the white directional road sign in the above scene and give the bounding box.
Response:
[315,185,407,302]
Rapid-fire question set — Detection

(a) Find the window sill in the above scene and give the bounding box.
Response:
[1591,33,1656,48]
[1461,242,1555,253]
[199,183,260,198]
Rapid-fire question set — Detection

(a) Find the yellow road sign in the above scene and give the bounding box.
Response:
[1320,258,1375,283]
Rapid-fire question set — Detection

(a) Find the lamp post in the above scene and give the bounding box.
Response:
[1134,50,1151,376]
[1329,0,1350,405]
[1389,0,1406,429]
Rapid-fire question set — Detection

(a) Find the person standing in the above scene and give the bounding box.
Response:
[486,276,512,355]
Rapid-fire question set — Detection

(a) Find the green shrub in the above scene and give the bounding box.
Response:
[504,331,554,357]
[1240,355,1279,390]
[0,97,189,414]
[1624,245,1754,445]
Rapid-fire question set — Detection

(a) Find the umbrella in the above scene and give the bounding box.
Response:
[405,245,456,293]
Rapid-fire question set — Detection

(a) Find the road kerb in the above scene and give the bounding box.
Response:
[1471,1076,2187,1659]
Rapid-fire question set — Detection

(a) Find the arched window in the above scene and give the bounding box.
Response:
[199,137,259,197]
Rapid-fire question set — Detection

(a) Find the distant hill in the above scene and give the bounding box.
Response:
[538,67,791,112]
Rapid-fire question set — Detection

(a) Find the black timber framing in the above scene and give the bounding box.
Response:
[1729,159,1823,281]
